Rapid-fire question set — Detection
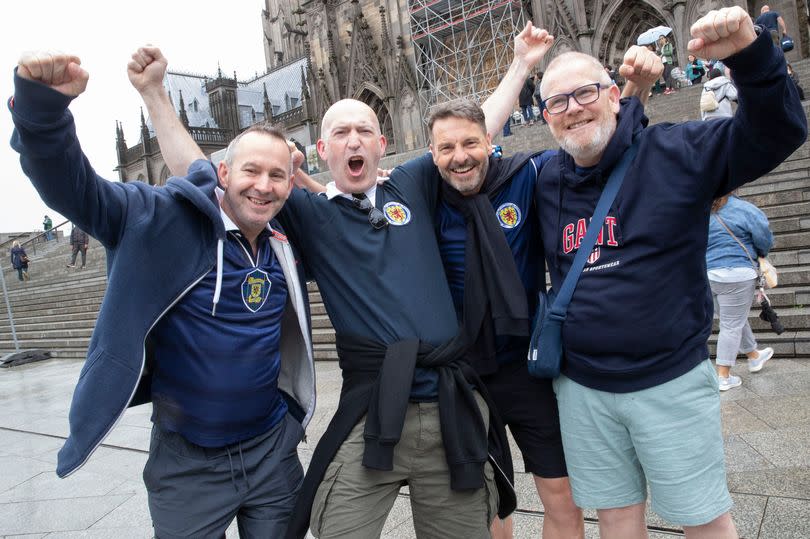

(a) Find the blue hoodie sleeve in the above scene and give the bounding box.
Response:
[665,30,807,203]
[8,70,135,249]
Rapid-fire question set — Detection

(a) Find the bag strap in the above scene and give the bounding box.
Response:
[550,138,640,317]
[713,214,758,271]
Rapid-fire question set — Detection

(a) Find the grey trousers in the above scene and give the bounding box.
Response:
[143,414,304,538]
[710,279,758,366]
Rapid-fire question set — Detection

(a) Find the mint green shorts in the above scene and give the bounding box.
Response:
[553,359,732,526]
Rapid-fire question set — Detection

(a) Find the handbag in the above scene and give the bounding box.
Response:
[714,215,777,289]
[528,138,640,378]
[759,256,778,288]
[781,35,794,52]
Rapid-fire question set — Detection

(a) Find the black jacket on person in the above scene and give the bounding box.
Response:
[285,333,516,539]
[519,78,535,107]
[70,226,89,246]
[10,245,28,270]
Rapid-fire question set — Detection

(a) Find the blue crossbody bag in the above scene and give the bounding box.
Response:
[528,138,640,378]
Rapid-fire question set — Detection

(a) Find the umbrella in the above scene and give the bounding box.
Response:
[637,26,672,46]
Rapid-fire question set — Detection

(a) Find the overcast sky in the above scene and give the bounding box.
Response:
[0,0,267,233]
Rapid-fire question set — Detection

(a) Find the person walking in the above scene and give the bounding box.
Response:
[10,240,29,281]
[42,214,52,241]
[755,5,788,48]
[66,224,88,268]
[519,75,536,124]
[707,194,775,391]
[657,35,677,94]
[701,67,738,120]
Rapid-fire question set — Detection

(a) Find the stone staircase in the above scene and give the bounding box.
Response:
[0,236,106,359]
[2,58,809,363]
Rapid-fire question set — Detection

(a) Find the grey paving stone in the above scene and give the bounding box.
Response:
[0,455,52,493]
[513,472,543,512]
[759,497,810,538]
[728,467,810,499]
[102,425,150,452]
[72,446,148,483]
[724,435,776,474]
[728,492,768,539]
[381,495,415,536]
[87,490,152,532]
[0,467,126,503]
[740,426,810,468]
[0,494,132,535]
[509,510,544,537]
[721,401,773,437]
[0,430,64,460]
[738,394,810,429]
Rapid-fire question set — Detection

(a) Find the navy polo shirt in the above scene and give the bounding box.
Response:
[150,217,288,447]
[279,153,459,400]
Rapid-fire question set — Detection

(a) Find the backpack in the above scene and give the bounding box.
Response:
[700,88,719,112]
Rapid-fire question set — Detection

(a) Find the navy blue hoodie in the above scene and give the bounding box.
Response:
[536,30,807,392]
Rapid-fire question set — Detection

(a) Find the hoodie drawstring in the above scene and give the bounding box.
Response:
[224,441,250,493]
[211,238,223,316]
[225,445,237,492]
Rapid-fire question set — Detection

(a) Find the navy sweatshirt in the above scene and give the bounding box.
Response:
[535,30,807,393]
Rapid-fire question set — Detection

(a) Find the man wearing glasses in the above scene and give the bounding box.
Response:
[131,49,516,539]
[528,8,805,537]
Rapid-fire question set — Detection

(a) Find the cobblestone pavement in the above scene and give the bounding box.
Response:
[1,357,809,538]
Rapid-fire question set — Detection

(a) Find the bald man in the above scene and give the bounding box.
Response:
[755,5,787,47]
[130,47,515,539]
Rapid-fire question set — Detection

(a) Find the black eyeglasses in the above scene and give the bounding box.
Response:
[542,82,611,115]
[352,194,388,230]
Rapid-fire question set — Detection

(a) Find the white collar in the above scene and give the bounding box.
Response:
[324,178,386,205]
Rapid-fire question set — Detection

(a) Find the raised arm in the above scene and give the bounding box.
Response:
[618,45,663,106]
[10,52,128,247]
[481,22,553,136]
[127,46,204,176]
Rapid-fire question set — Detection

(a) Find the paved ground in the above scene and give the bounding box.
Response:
[1,356,809,538]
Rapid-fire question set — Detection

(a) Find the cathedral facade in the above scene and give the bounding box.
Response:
[117,0,806,183]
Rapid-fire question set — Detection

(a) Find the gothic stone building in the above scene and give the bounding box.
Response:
[117,0,807,184]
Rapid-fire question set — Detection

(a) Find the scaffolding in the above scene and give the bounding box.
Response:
[408,0,526,117]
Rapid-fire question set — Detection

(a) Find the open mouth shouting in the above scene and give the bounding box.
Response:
[347,155,366,177]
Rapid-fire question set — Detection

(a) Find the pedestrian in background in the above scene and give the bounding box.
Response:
[10,240,29,281]
[519,75,536,124]
[707,194,775,391]
[657,35,676,94]
[67,225,88,269]
[686,54,706,84]
[42,214,53,241]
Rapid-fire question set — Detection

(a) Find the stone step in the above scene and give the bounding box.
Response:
[2,284,107,306]
[712,306,810,333]
[0,299,101,321]
[0,327,94,342]
[708,331,810,358]
[759,200,810,219]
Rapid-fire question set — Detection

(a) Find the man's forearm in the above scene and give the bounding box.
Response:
[140,87,205,177]
[294,169,326,193]
[621,80,653,106]
[482,56,535,137]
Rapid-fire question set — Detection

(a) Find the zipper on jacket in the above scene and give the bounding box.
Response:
[63,266,213,478]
